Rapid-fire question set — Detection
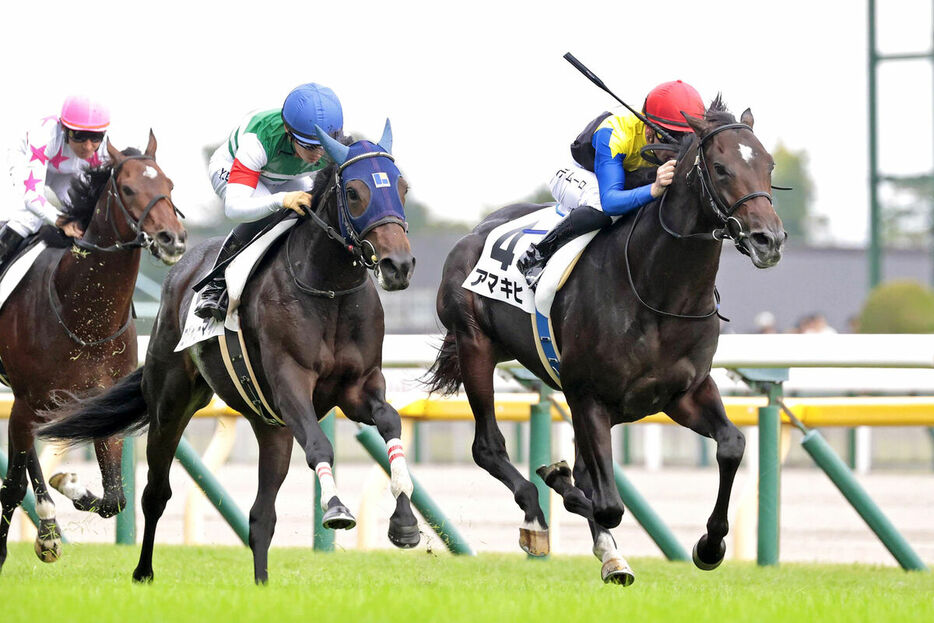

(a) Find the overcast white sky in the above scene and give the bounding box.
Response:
[1,0,931,245]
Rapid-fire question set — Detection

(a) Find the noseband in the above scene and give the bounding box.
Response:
[74,154,185,253]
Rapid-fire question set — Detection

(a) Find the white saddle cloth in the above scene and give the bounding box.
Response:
[462,206,597,318]
[175,219,297,352]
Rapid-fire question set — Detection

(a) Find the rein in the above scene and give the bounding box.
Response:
[47,260,133,347]
[72,155,185,254]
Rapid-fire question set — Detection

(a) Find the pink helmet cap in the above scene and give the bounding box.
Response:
[60,95,110,131]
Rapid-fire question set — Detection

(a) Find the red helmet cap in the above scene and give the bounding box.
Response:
[644,80,705,133]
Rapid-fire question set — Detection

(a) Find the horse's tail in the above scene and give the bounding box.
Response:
[421,332,463,396]
[39,367,148,445]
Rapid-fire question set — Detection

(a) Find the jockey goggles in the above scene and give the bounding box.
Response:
[67,129,106,143]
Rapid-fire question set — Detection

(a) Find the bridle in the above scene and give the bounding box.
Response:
[624,123,774,320]
[287,152,404,297]
[73,154,185,253]
[52,154,185,346]
[302,151,405,270]
[657,123,773,253]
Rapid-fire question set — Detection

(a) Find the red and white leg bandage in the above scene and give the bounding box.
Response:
[315,462,337,511]
[386,438,414,498]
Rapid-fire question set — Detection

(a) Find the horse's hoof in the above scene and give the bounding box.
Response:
[536,460,572,487]
[132,567,154,583]
[34,537,62,563]
[322,505,356,530]
[519,527,550,557]
[49,472,85,502]
[388,522,420,549]
[601,558,635,586]
[692,536,726,571]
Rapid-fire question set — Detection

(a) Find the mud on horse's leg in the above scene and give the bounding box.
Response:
[50,437,127,518]
[27,449,63,563]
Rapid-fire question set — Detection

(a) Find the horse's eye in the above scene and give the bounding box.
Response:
[122,185,135,196]
[713,163,730,177]
[347,188,359,201]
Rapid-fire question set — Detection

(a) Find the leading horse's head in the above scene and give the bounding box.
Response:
[102,131,187,264]
[315,120,414,290]
[681,99,785,268]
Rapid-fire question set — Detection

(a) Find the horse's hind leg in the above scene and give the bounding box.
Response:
[248,423,293,585]
[341,369,418,549]
[51,437,126,518]
[665,375,745,570]
[457,329,548,555]
[133,365,212,583]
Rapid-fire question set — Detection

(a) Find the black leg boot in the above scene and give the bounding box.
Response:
[0,225,25,274]
[194,232,245,321]
[516,206,612,287]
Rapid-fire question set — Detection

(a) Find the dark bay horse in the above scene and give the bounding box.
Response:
[0,133,186,572]
[42,123,418,584]
[425,98,785,585]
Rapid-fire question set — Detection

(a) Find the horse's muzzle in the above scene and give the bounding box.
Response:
[153,230,187,265]
[376,255,415,291]
[745,228,785,268]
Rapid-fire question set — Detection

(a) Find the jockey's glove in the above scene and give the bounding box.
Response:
[282,191,312,216]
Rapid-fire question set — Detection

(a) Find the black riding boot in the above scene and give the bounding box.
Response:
[516,206,612,287]
[0,225,25,274]
[193,214,279,321]
[194,232,245,321]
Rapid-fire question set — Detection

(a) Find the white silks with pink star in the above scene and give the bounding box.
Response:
[5,114,108,237]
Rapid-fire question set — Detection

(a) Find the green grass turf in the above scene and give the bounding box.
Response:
[1,543,931,623]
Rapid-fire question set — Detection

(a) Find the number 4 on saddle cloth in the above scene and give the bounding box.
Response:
[461,206,600,386]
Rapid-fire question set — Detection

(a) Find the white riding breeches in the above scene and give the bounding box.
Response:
[548,164,603,217]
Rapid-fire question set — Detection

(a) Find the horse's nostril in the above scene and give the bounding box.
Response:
[752,233,770,248]
[156,231,173,245]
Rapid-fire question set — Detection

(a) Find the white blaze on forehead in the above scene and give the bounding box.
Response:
[738,143,754,163]
[143,165,158,179]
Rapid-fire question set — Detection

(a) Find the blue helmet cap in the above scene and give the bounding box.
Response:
[281,83,343,145]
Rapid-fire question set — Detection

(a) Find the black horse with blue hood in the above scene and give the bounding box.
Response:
[41,122,419,584]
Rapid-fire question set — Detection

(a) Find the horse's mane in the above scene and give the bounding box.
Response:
[672,94,737,159]
[60,147,143,231]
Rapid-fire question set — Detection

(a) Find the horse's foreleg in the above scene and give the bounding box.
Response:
[570,453,635,586]
[457,329,548,555]
[26,448,63,563]
[248,424,292,585]
[666,376,744,570]
[564,393,623,530]
[341,370,419,549]
[51,437,126,518]
[276,367,355,532]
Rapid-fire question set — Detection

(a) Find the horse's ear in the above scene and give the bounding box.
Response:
[106,139,124,165]
[681,111,711,137]
[740,108,754,129]
[378,118,393,154]
[315,124,349,164]
[144,129,157,158]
